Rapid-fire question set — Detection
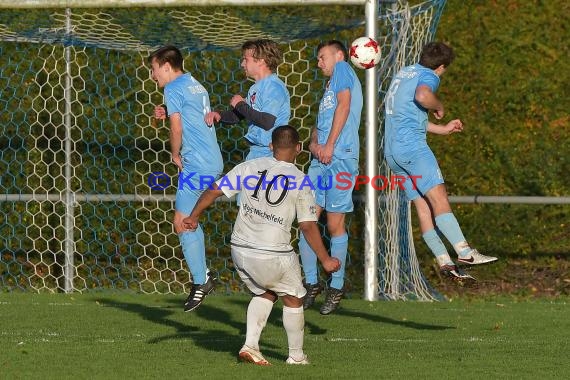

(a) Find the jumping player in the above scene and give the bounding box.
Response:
[383,42,497,282]
[149,45,223,311]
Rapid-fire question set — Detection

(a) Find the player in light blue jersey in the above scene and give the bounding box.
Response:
[384,42,497,283]
[205,39,290,161]
[299,40,363,315]
[148,46,223,311]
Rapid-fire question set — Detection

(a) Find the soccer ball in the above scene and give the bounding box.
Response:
[349,37,381,69]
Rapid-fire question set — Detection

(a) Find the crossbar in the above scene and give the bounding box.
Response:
[0,0,368,9]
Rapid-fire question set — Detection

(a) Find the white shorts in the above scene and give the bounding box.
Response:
[231,246,307,298]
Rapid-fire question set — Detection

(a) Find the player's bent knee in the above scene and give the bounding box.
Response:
[259,291,278,304]
[326,213,346,236]
[281,294,303,308]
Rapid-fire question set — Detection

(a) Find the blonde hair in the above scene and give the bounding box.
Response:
[242,39,283,72]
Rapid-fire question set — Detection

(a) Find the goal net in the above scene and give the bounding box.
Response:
[0,0,446,300]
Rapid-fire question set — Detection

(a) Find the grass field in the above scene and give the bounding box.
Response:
[1,293,569,379]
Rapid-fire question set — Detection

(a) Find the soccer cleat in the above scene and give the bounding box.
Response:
[440,264,476,284]
[184,272,216,312]
[238,345,271,366]
[302,282,322,310]
[286,354,310,365]
[457,249,498,265]
[319,287,344,315]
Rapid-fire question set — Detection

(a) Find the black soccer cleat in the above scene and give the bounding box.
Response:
[319,287,344,315]
[184,272,216,312]
[440,264,476,285]
[302,282,322,310]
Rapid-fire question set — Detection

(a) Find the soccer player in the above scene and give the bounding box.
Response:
[204,39,290,160]
[383,42,497,282]
[299,40,363,315]
[183,125,341,366]
[148,46,223,311]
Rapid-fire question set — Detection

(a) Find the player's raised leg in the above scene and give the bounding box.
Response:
[426,184,497,265]
[413,197,476,283]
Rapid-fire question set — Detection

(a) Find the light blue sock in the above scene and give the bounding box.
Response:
[329,233,348,290]
[434,213,471,257]
[179,227,207,284]
[422,229,453,266]
[299,232,318,285]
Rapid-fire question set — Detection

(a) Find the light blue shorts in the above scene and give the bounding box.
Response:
[307,158,359,213]
[386,146,444,201]
[176,169,221,215]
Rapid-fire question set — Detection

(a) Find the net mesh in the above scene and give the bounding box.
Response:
[0,0,446,299]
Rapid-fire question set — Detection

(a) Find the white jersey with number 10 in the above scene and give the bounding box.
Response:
[215,156,318,254]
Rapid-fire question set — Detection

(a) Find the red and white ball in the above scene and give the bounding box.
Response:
[349,37,381,69]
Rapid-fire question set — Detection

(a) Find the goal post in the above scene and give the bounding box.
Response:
[0,0,447,300]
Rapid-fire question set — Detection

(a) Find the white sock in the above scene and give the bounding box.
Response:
[244,297,273,351]
[436,253,454,267]
[454,241,472,257]
[283,305,305,360]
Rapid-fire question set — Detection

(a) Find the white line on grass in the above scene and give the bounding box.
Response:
[328,338,369,342]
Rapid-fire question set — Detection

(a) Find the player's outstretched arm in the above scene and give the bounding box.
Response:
[232,101,277,131]
[183,184,224,231]
[298,221,341,274]
[427,119,463,135]
[214,109,244,125]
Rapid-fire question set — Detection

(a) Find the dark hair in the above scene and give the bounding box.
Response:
[419,42,455,69]
[242,39,283,72]
[272,125,299,149]
[147,45,184,71]
[317,40,348,61]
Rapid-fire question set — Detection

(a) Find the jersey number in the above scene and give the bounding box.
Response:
[251,169,289,206]
[385,78,401,115]
[202,95,211,116]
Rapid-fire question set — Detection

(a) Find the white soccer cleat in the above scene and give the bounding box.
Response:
[286,354,310,365]
[238,345,271,366]
[457,249,498,265]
